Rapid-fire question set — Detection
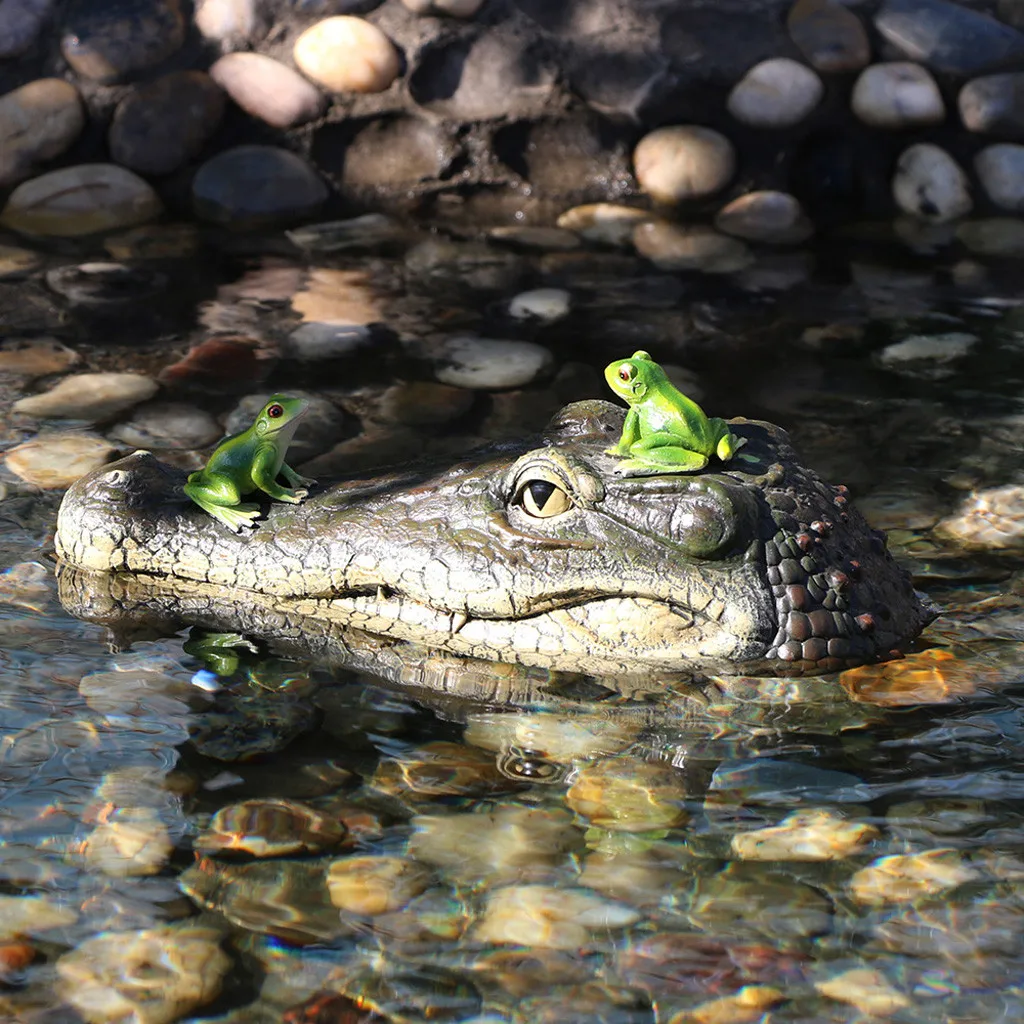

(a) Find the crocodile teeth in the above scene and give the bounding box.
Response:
[450,611,469,634]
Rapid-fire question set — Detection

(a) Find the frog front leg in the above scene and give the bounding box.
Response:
[279,461,316,491]
[251,446,308,503]
[614,430,710,476]
[606,407,642,456]
[183,472,261,532]
[710,418,745,463]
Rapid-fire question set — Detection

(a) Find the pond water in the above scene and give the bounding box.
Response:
[3,223,1024,1022]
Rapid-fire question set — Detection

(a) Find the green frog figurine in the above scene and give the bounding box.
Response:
[604,350,743,475]
[184,394,314,532]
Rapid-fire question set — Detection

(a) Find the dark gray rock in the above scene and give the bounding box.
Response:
[960,72,1024,136]
[875,0,1024,76]
[0,0,54,58]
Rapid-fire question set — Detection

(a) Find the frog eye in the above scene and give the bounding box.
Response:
[514,479,574,518]
[618,364,635,382]
[267,403,284,418]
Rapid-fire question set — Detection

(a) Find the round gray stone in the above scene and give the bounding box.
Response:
[435,337,554,389]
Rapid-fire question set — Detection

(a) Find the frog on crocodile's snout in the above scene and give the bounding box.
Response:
[605,350,744,476]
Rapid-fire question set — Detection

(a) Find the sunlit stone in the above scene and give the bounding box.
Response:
[840,648,992,704]
[0,895,77,941]
[13,372,158,421]
[4,435,115,489]
[633,126,735,203]
[326,855,432,915]
[474,884,640,950]
[816,969,910,1017]
[464,711,640,764]
[196,799,346,857]
[566,756,689,832]
[556,203,653,245]
[291,268,383,325]
[293,16,400,94]
[850,848,980,905]
[82,807,173,877]
[714,191,813,244]
[667,985,785,1024]
[731,809,878,861]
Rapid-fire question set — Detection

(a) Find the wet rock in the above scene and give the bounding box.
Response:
[871,901,1024,958]
[787,0,870,72]
[556,203,652,246]
[508,288,572,322]
[194,0,259,42]
[851,62,944,129]
[293,16,400,94]
[839,648,990,705]
[0,337,79,377]
[196,799,346,857]
[849,848,979,906]
[105,223,201,260]
[192,145,328,228]
[633,222,753,274]
[210,53,324,130]
[109,402,223,450]
[956,217,1024,256]
[291,267,383,326]
[1,163,162,237]
[4,435,116,488]
[402,0,483,15]
[409,805,583,884]
[567,756,689,832]
[336,380,474,427]
[78,664,195,716]
[0,894,77,940]
[224,391,345,463]
[633,126,735,204]
[580,845,690,907]
[158,336,269,392]
[960,72,1024,136]
[464,711,640,765]
[0,0,55,57]
[877,331,977,374]
[336,116,450,188]
[82,807,174,877]
[283,322,373,361]
[668,986,785,1024]
[875,0,1024,77]
[287,213,405,253]
[892,144,971,223]
[975,144,1024,210]
[410,28,557,120]
[736,250,815,291]
[815,968,911,1017]
[935,484,1024,549]
[13,372,158,421]
[405,237,524,292]
[727,58,823,128]
[475,885,640,950]
[108,71,224,176]
[46,262,167,308]
[714,191,813,244]
[488,227,579,253]
[435,336,553,389]
[61,0,186,83]
[326,856,432,915]
[0,244,42,279]
[0,79,84,187]
[373,740,524,800]
[731,809,878,861]
[56,923,230,1024]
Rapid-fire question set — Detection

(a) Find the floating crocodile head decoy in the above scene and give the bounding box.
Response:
[54,401,934,680]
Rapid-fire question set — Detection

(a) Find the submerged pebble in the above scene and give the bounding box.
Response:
[4,435,116,488]
[13,372,158,421]
[566,756,689,832]
[975,143,1024,210]
[0,78,84,187]
[556,203,652,245]
[731,808,878,861]
[435,336,553,389]
[196,799,347,857]
[326,855,432,916]
[109,402,222,451]
[815,968,911,1016]
[849,848,979,905]
[714,191,813,244]
[82,807,174,877]
[0,336,79,377]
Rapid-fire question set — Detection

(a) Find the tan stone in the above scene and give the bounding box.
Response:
[291,268,383,324]
[4,435,116,488]
[816,968,911,1016]
[731,809,878,861]
[210,52,325,129]
[293,16,400,94]
[849,848,979,906]
[13,372,158,421]
[0,78,84,186]
[326,856,432,915]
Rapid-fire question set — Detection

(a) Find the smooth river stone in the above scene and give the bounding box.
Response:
[975,144,1024,210]
[293,16,400,93]
[108,402,222,450]
[194,0,259,42]
[633,222,754,274]
[0,337,79,376]
[13,372,158,421]
[0,79,85,187]
[192,145,328,228]
[0,0,55,57]
[727,58,824,128]
[556,203,652,245]
[61,0,186,83]
[0,164,162,237]
[4,435,116,489]
[875,0,1024,76]
[959,73,1024,136]
[435,336,553,389]
[892,144,971,223]
[210,53,325,129]
[851,62,944,128]
[714,191,813,244]
[787,0,871,72]
[108,71,224,176]
[815,970,911,1017]
[633,126,735,203]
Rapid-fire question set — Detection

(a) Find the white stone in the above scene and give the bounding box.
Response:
[0,164,162,237]
[194,0,258,41]
[555,202,652,245]
[975,144,1024,210]
[210,53,324,129]
[852,62,944,128]
[293,16,401,94]
[4,434,116,488]
[508,288,571,321]
[12,372,158,421]
[878,332,977,369]
[435,336,553,389]
[892,144,972,223]
[401,0,483,15]
[633,222,754,273]
[714,190,813,244]
[727,58,823,128]
[633,126,735,203]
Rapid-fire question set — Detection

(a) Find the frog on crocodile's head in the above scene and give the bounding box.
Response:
[184,394,316,532]
[605,350,743,476]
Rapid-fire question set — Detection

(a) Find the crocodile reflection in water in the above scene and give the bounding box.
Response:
[54,400,934,682]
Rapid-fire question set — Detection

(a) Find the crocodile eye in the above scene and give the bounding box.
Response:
[267,403,284,418]
[515,479,573,518]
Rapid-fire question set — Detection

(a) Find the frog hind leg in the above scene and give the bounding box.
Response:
[184,473,261,532]
[614,431,710,476]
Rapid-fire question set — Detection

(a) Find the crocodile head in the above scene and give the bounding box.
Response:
[55,400,934,677]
